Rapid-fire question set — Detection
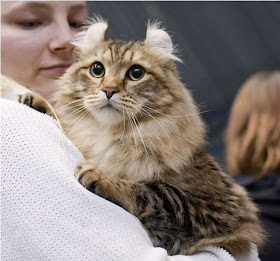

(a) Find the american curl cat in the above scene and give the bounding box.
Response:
[16,19,265,255]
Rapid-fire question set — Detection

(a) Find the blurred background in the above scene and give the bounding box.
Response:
[87,1,280,169]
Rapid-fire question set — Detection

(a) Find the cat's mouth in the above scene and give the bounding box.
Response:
[102,103,113,109]
[101,101,118,111]
[98,99,123,116]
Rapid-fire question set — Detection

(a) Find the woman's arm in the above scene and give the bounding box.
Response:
[1,98,259,261]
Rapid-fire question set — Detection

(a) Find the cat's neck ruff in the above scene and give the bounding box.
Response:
[62,109,204,182]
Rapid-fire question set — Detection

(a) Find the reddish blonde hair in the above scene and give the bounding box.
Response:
[225,71,280,178]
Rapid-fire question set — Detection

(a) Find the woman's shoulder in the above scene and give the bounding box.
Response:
[236,172,280,220]
[235,172,280,194]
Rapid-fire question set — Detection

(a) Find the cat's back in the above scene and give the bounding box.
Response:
[162,150,265,254]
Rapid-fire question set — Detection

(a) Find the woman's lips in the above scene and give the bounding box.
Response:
[40,64,71,76]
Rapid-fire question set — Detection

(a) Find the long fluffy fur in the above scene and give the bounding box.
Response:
[51,20,265,255]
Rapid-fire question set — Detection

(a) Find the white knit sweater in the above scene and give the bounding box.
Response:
[0,98,260,261]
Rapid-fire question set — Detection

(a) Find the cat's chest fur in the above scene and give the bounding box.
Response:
[65,118,164,181]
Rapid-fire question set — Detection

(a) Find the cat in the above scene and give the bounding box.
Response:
[6,18,265,256]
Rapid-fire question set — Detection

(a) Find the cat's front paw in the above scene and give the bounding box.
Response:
[19,93,55,118]
[75,162,102,191]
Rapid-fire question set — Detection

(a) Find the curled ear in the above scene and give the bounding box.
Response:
[145,21,182,63]
[72,16,108,49]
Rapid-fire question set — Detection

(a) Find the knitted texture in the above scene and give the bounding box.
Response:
[1,99,155,261]
[1,98,258,261]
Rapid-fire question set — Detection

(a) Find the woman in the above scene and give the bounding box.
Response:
[225,71,280,261]
[1,1,88,100]
[1,2,260,260]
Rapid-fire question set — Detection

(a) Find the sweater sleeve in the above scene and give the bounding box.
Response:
[0,98,258,261]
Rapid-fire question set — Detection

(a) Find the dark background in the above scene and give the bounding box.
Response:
[87,1,280,169]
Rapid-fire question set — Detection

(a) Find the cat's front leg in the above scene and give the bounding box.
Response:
[19,93,55,118]
[74,171,190,254]
[75,162,102,189]
[75,162,135,212]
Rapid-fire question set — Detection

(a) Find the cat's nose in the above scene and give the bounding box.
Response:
[102,87,119,99]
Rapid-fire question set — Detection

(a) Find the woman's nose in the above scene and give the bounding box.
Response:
[49,21,74,52]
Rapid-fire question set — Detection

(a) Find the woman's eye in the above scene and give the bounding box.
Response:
[90,62,105,78]
[18,20,41,29]
[128,65,145,81]
[69,21,85,29]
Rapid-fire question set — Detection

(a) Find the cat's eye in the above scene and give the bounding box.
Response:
[90,62,105,78]
[127,65,145,81]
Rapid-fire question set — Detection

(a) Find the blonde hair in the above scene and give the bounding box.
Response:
[225,71,280,178]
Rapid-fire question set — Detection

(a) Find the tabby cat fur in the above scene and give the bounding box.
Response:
[52,19,265,255]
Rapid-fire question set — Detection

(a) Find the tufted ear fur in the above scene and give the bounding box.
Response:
[72,17,108,50]
[145,21,182,63]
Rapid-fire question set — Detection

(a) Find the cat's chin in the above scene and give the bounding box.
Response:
[93,106,123,126]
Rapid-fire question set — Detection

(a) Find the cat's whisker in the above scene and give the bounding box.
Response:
[134,105,175,125]
[57,102,84,114]
[125,110,138,154]
[138,105,175,125]
[86,94,99,99]
[55,98,84,112]
[128,108,148,160]
[60,106,87,122]
[85,97,100,103]
[66,108,91,135]
[149,96,207,108]
[65,106,91,132]
[86,99,110,110]
[66,113,90,137]
[142,104,209,118]
[64,108,88,126]
[120,97,137,105]
[133,105,171,140]
[121,109,126,139]
[131,105,165,148]
[132,105,144,118]
[84,100,100,106]
[149,97,194,107]
[111,100,135,112]
[138,122,157,150]
[60,108,84,122]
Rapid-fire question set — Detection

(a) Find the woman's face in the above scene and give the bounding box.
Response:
[1,1,88,100]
